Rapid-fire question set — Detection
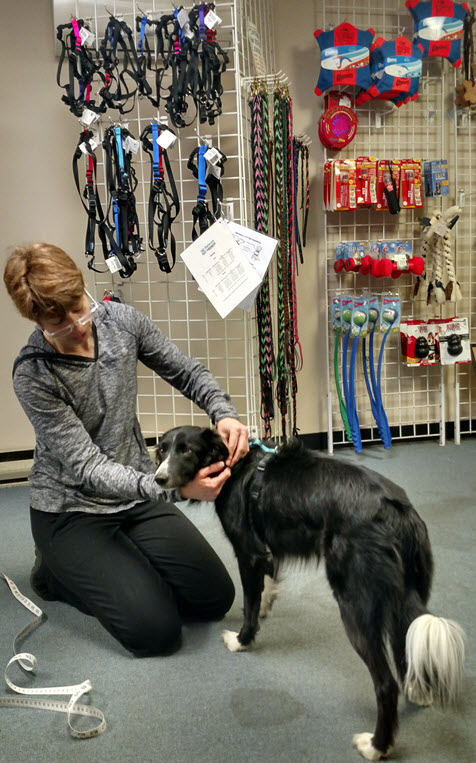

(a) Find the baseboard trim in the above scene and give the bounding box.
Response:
[1,425,474,486]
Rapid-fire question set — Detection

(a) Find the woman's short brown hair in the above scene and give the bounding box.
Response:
[3,243,85,322]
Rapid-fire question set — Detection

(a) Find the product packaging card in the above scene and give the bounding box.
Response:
[180,218,262,318]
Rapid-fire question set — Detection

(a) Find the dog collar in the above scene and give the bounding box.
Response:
[249,439,277,453]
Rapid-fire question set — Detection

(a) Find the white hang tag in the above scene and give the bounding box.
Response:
[106,256,122,273]
[123,135,140,154]
[79,27,95,46]
[434,221,447,237]
[221,200,234,221]
[183,22,194,39]
[177,9,189,27]
[205,9,222,30]
[79,138,98,154]
[204,147,221,166]
[207,162,222,178]
[79,108,99,127]
[157,129,177,149]
[393,253,408,270]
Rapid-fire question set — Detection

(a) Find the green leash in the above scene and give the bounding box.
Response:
[334,326,352,442]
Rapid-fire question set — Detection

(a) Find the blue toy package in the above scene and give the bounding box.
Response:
[340,296,354,332]
[351,296,370,337]
[331,295,343,330]
[424,159,449,196]
[356,35,423,107]
[379,294,401,333]
[335,244,347,264]
[380,240,413,256]
[314,22,375,95]
[405,0,468,67]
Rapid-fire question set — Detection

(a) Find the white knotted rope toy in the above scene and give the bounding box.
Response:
[413,205,462,305]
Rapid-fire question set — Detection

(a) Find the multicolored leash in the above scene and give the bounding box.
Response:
[285,94,301,436]
[250,82,275,437]
[274,85,289,438]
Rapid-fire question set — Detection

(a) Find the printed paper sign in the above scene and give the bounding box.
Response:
[227,221,278,311]
[247,21,267,77]
[180,219,262,318]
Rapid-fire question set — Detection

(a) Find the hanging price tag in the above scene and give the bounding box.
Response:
[106,256,123,273]
[79,108,100,127]
[123,136,140,154]
[79,27,95,46]
[79,138,98,154]
[204,147,221,165]
[157,130,177,149]
[205,9,222,29]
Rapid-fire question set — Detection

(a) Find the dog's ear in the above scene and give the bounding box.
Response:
[201,428,229,465]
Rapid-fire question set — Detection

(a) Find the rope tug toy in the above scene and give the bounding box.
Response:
[413,205,462,304]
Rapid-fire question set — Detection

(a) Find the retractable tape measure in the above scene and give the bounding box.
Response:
[0,572,106,739]
[318,91,358,150]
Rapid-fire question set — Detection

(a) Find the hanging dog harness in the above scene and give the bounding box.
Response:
[56,19,99,117]
[187,144,226,240]
[98,15,145,114]
[140,122,180,273]
[102,125,143,277]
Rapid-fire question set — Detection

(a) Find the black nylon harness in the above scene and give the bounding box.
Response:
[140,123,180,274]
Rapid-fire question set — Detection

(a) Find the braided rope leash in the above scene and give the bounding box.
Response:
[286,96,300,436]
[274,86,289,439]
[0,572,106,738]
[250,84,275,436]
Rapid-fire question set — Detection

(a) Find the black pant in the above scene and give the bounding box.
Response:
[30,500,235,656]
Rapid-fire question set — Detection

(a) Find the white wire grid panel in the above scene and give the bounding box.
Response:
[316,0,476,449]
[57,0,278,441]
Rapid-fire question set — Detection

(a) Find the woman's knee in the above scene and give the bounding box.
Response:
[115,611,183,657]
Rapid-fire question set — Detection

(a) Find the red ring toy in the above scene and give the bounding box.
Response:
[318,105,358,151]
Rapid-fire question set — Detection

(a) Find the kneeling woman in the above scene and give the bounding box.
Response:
[4,243,248,655]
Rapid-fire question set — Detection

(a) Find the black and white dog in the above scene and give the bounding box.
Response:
[154,426,465,761]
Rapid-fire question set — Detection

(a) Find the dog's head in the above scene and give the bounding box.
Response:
[154,426,229,489]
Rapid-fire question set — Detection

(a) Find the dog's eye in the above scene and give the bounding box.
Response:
[180,445,190,455]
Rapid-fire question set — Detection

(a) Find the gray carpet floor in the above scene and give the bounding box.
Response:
[0,438,475,763]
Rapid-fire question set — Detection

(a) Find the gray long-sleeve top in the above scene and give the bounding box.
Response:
[12,300,239,514]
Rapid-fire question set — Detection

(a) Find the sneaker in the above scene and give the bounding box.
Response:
[30,546,57,601]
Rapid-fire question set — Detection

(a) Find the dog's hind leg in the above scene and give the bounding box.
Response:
[325,524,403,759]
[223,554,270,652]
[333,600,398,760]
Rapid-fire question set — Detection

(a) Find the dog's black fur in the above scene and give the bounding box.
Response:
[154,426,465,761]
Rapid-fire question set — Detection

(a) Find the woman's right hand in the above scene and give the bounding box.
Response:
[179,461,231,502]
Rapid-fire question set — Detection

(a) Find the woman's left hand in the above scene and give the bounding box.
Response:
[216,418,249,467]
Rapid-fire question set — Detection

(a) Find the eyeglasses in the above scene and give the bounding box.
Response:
[42,291,99,339]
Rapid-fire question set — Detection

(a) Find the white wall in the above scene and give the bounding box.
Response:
[0,0,88,451]
[0,0,329,454]
[274,0,328,437]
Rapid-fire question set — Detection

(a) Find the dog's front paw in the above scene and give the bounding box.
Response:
[352,733,391,761]
[222,630,247,652]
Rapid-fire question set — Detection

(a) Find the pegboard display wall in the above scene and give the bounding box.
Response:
[55,0,278,441]
[316,0,476,450]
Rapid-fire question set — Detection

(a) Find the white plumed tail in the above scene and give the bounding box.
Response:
[404,614,466,708]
